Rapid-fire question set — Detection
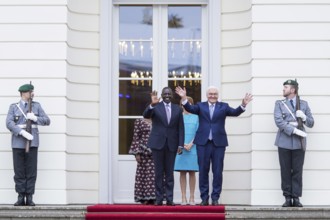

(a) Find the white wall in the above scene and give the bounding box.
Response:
[0,0,101,205]
[251,0,330,205]
[221,0,252,205]
[66,0,100,204]
[0,0,68,204]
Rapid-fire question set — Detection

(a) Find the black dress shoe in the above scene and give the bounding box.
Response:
[166,201,175,206]
[211,200,219,206]
[200,200,209,206]
[14,194,25,206]
[293,198,303,207]
[26,194,35,206]
[282,198,292,207]
[154,201,163,206]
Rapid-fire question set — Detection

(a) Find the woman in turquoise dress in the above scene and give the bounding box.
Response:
[174,96,199,205]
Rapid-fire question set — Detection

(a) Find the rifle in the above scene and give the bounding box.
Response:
[25,81,33,153]
[296,94,306,151]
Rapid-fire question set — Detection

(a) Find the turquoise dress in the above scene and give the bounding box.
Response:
[174,114,199,171]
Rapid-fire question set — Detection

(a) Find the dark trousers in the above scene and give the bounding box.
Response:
[278,147,305,198]
[197,141,226,202]
[152,144,176,203]
[12,147,38,195]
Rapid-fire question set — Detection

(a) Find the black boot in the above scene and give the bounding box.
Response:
[293,198,303,207]
[26,194,35,206]
[282,197,292,207]
[14,194,25,206]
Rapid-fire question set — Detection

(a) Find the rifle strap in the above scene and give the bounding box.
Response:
[281,100,297,121]
[16,103,27,120]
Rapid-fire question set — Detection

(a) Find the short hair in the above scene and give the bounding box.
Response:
[187,96,194,105]
[162,87,173,94]
[206,86,219,95]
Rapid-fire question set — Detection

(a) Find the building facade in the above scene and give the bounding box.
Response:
[0,0,329,205]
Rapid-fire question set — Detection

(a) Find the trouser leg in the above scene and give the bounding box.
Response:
[152,148,165,203]
[197,143,212,201]
[26,147,38,195]
[164,146,176,202]
[278,147,293,198]
[13,149,27,194]
[211,146,226,201]
[291,149,305,198]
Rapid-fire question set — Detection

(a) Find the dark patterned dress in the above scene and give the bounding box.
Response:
[129,118,156,203]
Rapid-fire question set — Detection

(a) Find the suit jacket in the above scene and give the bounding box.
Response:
[274,98,314,150]
[183,101,244,147]
[6,101,51,149]
[143,102,184,152]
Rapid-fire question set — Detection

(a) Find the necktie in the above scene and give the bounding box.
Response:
[165,104,171,124]
[290,100,294,109]
[209,104,214,140]
[209,104,214,119]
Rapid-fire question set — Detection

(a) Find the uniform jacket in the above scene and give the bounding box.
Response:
[143,102,184,152]
[183,101,244,147]
[6,100,51,149]
[274,98,314,150]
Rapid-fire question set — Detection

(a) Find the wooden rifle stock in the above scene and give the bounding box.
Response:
[25,84,33,153]
[296,95,305,151]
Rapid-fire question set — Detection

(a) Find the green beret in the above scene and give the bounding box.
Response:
[18,84,34,92]
[283,79,298,86]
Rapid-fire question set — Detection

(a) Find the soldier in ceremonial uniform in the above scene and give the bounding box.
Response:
[6,83,50,206]
[274,79,314,207]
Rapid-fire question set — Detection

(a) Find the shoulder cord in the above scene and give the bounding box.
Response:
[16,103,27,120]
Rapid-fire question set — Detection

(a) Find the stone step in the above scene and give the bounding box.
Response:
[226,206,330,219]
[0,205,85,220]
[1,205,330,219]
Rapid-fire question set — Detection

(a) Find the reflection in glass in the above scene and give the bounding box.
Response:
[119,41,153,78]
[119,118,135,155]
[168,6,201,40]
[119,6,153,78]
[119,80,152,116]
[168,80,201,105]
[168,6,201,81]
[120,6,152,39]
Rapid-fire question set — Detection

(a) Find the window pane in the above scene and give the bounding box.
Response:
[168,80,201,105]
[168,6,201,40]
[119,118,136,155]
[120,6,152,39]
[119,6,153,78]
[119,80,152,116]
[168,6,201,81]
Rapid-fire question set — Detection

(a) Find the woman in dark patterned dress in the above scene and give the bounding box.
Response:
[129,118,156,205]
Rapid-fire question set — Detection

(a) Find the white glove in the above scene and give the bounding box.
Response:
[19,130,34,140]
[296,110,306,121]
[293,128,307,138]
[27,112,38,122]
[289,122,298,127]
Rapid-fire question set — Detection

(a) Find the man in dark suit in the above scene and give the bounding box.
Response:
[175,85,252,206]
[143,87,184,206]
